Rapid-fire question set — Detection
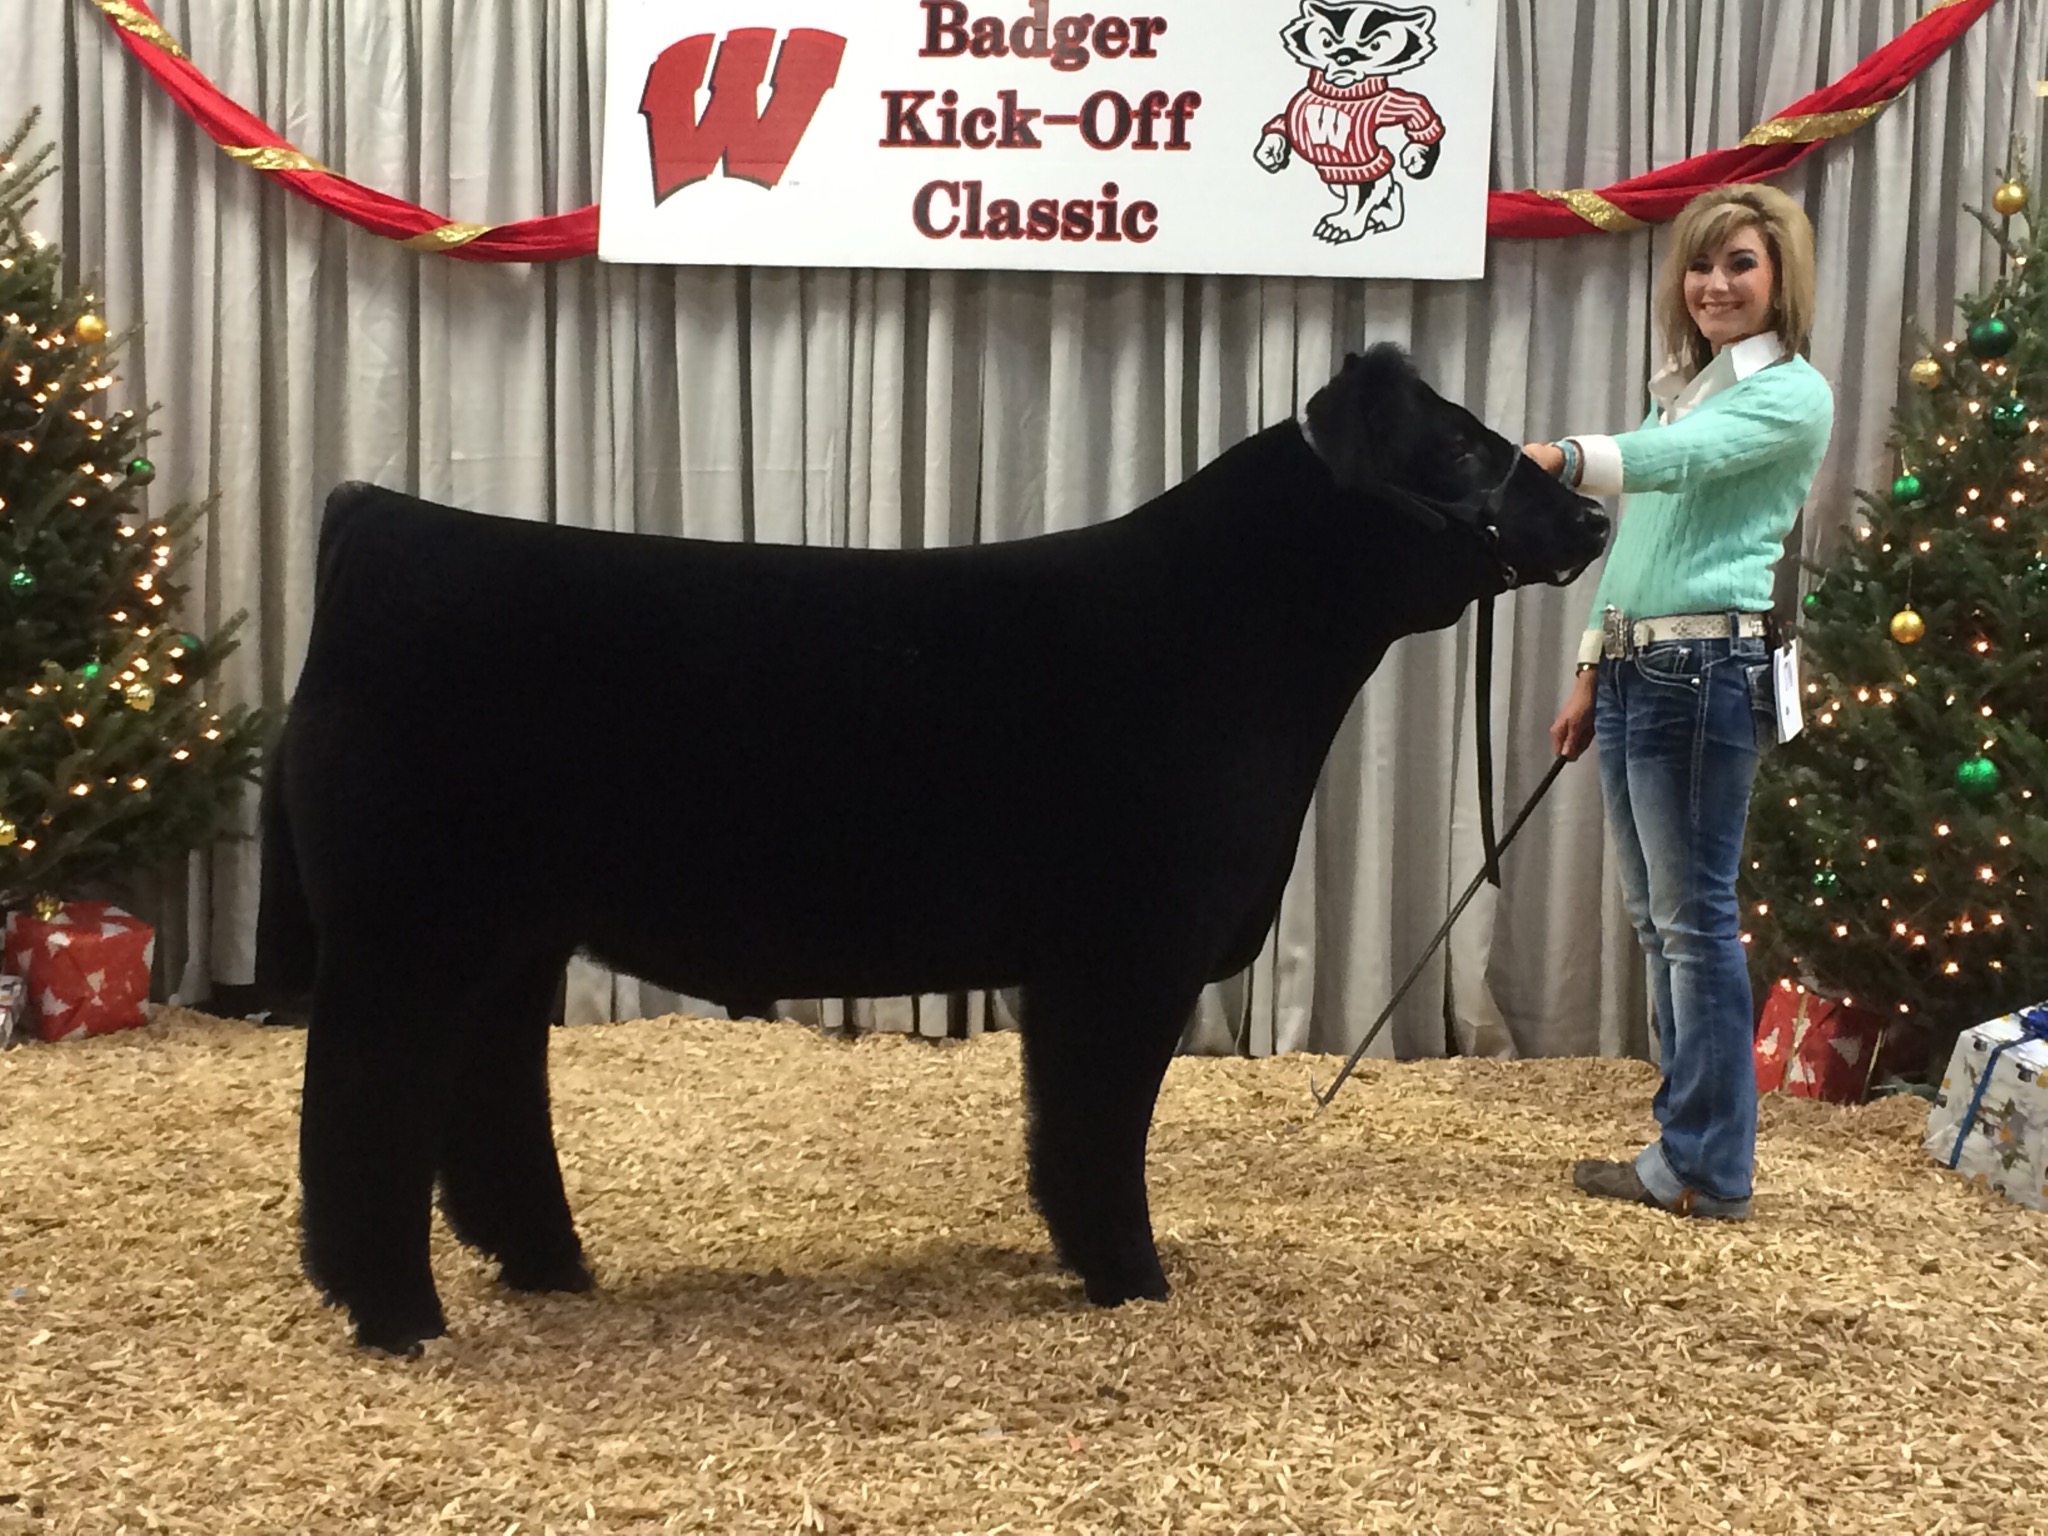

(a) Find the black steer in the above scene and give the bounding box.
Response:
[258,343,1608,1352]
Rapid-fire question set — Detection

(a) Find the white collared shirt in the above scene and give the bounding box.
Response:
[1648,330,1789,423]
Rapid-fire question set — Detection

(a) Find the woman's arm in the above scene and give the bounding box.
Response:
[1569,367,1833,496]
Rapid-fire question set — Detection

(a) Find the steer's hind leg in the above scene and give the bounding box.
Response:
[435,951,593,1295]
[299,958,460,1354]
[1020,974,1197,1307]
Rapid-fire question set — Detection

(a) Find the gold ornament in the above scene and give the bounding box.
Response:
[123,680,155,711]
[33,893,60,921]
[1909,356,1944,389]
[73,312,107,345]
[0,817,14,847]
[1889,608,1926,645]
[1993,180,2028,217]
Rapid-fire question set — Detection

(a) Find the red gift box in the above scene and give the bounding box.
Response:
[1753,989,1890,1103]
[2,901,156,1042]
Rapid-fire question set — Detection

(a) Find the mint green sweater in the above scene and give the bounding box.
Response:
[1579,356,1834,644]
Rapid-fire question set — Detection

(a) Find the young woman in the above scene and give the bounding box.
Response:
[1526,184,1834,1219]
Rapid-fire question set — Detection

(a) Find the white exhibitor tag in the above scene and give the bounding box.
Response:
[1773,639,1803,743]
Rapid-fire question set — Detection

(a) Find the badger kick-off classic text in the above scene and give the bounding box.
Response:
[894,0,1195,244]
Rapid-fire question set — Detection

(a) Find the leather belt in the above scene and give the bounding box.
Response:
[1601,608,1768,659]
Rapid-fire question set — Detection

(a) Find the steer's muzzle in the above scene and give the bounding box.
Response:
[1551,498,1610,586]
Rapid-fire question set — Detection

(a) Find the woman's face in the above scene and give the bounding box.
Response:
[1685,225,1776,354]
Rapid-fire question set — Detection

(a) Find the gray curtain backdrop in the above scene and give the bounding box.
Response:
[5,0,2042,1056]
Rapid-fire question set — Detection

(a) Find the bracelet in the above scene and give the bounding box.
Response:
[1553,438,1583,488]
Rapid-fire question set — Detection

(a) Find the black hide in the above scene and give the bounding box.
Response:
[259,343,1607,1352]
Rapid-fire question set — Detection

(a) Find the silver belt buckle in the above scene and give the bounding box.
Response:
[1601,605,1629,659]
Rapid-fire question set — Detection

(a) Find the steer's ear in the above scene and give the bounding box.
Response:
[1303,344,1423,491]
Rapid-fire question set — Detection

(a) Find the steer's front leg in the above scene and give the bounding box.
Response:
[1019,975,1195,1306]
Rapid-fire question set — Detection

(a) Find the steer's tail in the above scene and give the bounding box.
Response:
[252,482,378,1008]
[253,724,318,1001]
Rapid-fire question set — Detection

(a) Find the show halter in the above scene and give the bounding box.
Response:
[1362,448,1530,892]
[1293,432,1571,1115]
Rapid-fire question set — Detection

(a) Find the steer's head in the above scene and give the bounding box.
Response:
[1303,345,1609,590]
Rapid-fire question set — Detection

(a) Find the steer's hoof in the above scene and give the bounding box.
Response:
[499,1251,595,1295]
[351,1301,448,1357]
[1081,1262,1171,1308]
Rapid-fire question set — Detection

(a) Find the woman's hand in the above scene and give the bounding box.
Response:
[1551,669,1598,760]
[1522,441,1565,479]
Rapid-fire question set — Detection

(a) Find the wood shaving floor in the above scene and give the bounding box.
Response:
[2,1010,2043,1535]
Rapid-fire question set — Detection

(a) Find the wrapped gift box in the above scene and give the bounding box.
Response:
[1924,1005,2048,1213]
[1753,989,1891,1104]
[0,972,24,1048]
[1,901,156,1042]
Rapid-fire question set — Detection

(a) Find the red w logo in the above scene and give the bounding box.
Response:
[641,29,847,203]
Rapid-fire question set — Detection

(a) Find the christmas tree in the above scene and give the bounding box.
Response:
[0,112,263,912]
[1744,163,2046,1068]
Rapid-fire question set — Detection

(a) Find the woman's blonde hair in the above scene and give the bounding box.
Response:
[1655,184,1817,375]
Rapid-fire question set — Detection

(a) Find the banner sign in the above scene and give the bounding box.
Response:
[598,1,1498,278]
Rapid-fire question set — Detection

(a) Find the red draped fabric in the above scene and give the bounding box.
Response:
[86,0,2004,260]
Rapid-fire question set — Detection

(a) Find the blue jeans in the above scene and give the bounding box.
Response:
[1594,632,1775,1217]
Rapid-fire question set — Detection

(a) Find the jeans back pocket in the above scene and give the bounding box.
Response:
[1744,660,1777,748]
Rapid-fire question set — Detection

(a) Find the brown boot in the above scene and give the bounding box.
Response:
[1572,1158,1699,1215]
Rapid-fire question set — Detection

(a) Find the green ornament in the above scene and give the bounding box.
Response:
[1890,473,1923,505]
[7,566,32,594]
[125,457,155,486]
[1989,396,2029,438]
[1811,868,1840,896]
[80,659,103,680]
[1954,755,2002,799]
[1967,315,2016,359]
[1802,590,1820,613]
